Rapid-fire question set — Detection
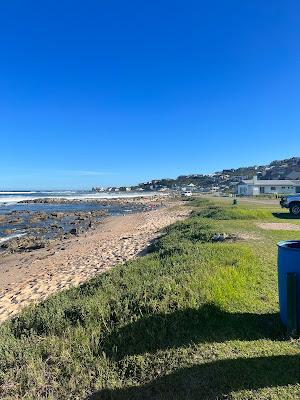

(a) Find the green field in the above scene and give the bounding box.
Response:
[1,198,300,399]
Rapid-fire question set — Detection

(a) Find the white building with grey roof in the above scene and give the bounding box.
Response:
[237,177,300,196]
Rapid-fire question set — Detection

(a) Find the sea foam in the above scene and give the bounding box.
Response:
[0,232,27,244]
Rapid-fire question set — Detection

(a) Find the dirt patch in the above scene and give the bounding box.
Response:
[256,223,300,231]
[211,232,261,242]
[237,232,261,240]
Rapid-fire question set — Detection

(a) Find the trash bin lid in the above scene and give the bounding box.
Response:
[278,241,300,251]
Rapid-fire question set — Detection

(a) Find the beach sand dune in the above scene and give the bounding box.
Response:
[0,202,189,322]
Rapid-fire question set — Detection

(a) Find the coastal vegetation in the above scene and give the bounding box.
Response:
[0,198,300,399]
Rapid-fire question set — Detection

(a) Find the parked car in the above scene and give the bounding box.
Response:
[181,191,193,197]
[280,194,300,216]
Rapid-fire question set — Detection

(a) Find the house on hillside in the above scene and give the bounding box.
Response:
[237,177,300,196]
[187,183,197,191]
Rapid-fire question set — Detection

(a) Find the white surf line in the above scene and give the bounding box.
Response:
[0,233,27,244]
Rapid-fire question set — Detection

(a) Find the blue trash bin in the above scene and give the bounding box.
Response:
[277,241,300,327]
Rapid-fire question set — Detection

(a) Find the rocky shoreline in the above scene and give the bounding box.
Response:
[0,210,108,254]
[0,197,166,255]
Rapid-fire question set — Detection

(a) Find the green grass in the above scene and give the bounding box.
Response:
[0,199,300,399]
[191,201,274,220]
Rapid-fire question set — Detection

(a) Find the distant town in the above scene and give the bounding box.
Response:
[92,156,300,196]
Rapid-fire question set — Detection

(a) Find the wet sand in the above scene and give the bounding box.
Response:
[0,202,189,322]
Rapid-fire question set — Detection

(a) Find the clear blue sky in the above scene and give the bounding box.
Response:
[0,1,299,189]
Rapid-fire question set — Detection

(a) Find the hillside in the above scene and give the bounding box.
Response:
[135,157,300,191]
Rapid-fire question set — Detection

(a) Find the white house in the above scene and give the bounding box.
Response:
[187,183,197,191]
[237,177,300,196]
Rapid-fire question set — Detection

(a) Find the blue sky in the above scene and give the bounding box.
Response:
[0,1,299,189]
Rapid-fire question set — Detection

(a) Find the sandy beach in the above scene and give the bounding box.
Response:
[0,201,189,322]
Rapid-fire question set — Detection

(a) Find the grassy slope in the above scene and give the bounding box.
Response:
[0,198,300,399]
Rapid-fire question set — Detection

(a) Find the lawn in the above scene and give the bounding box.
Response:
[0,197,300,399]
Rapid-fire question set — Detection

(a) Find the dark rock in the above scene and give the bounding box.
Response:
[1,236,46,253]
[8,218,22,224]
[50,212,64,218]
[28,213,48,223]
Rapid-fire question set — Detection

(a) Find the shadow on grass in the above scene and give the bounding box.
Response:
[103,304,283,360]
[273,212,300,220]
[89,354,300,400]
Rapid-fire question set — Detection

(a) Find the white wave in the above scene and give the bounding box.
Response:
[0,232,27,244]
[0,191,167,204]
[40,191,79,194]
[0,191,37,194]
[0,196,41,204]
